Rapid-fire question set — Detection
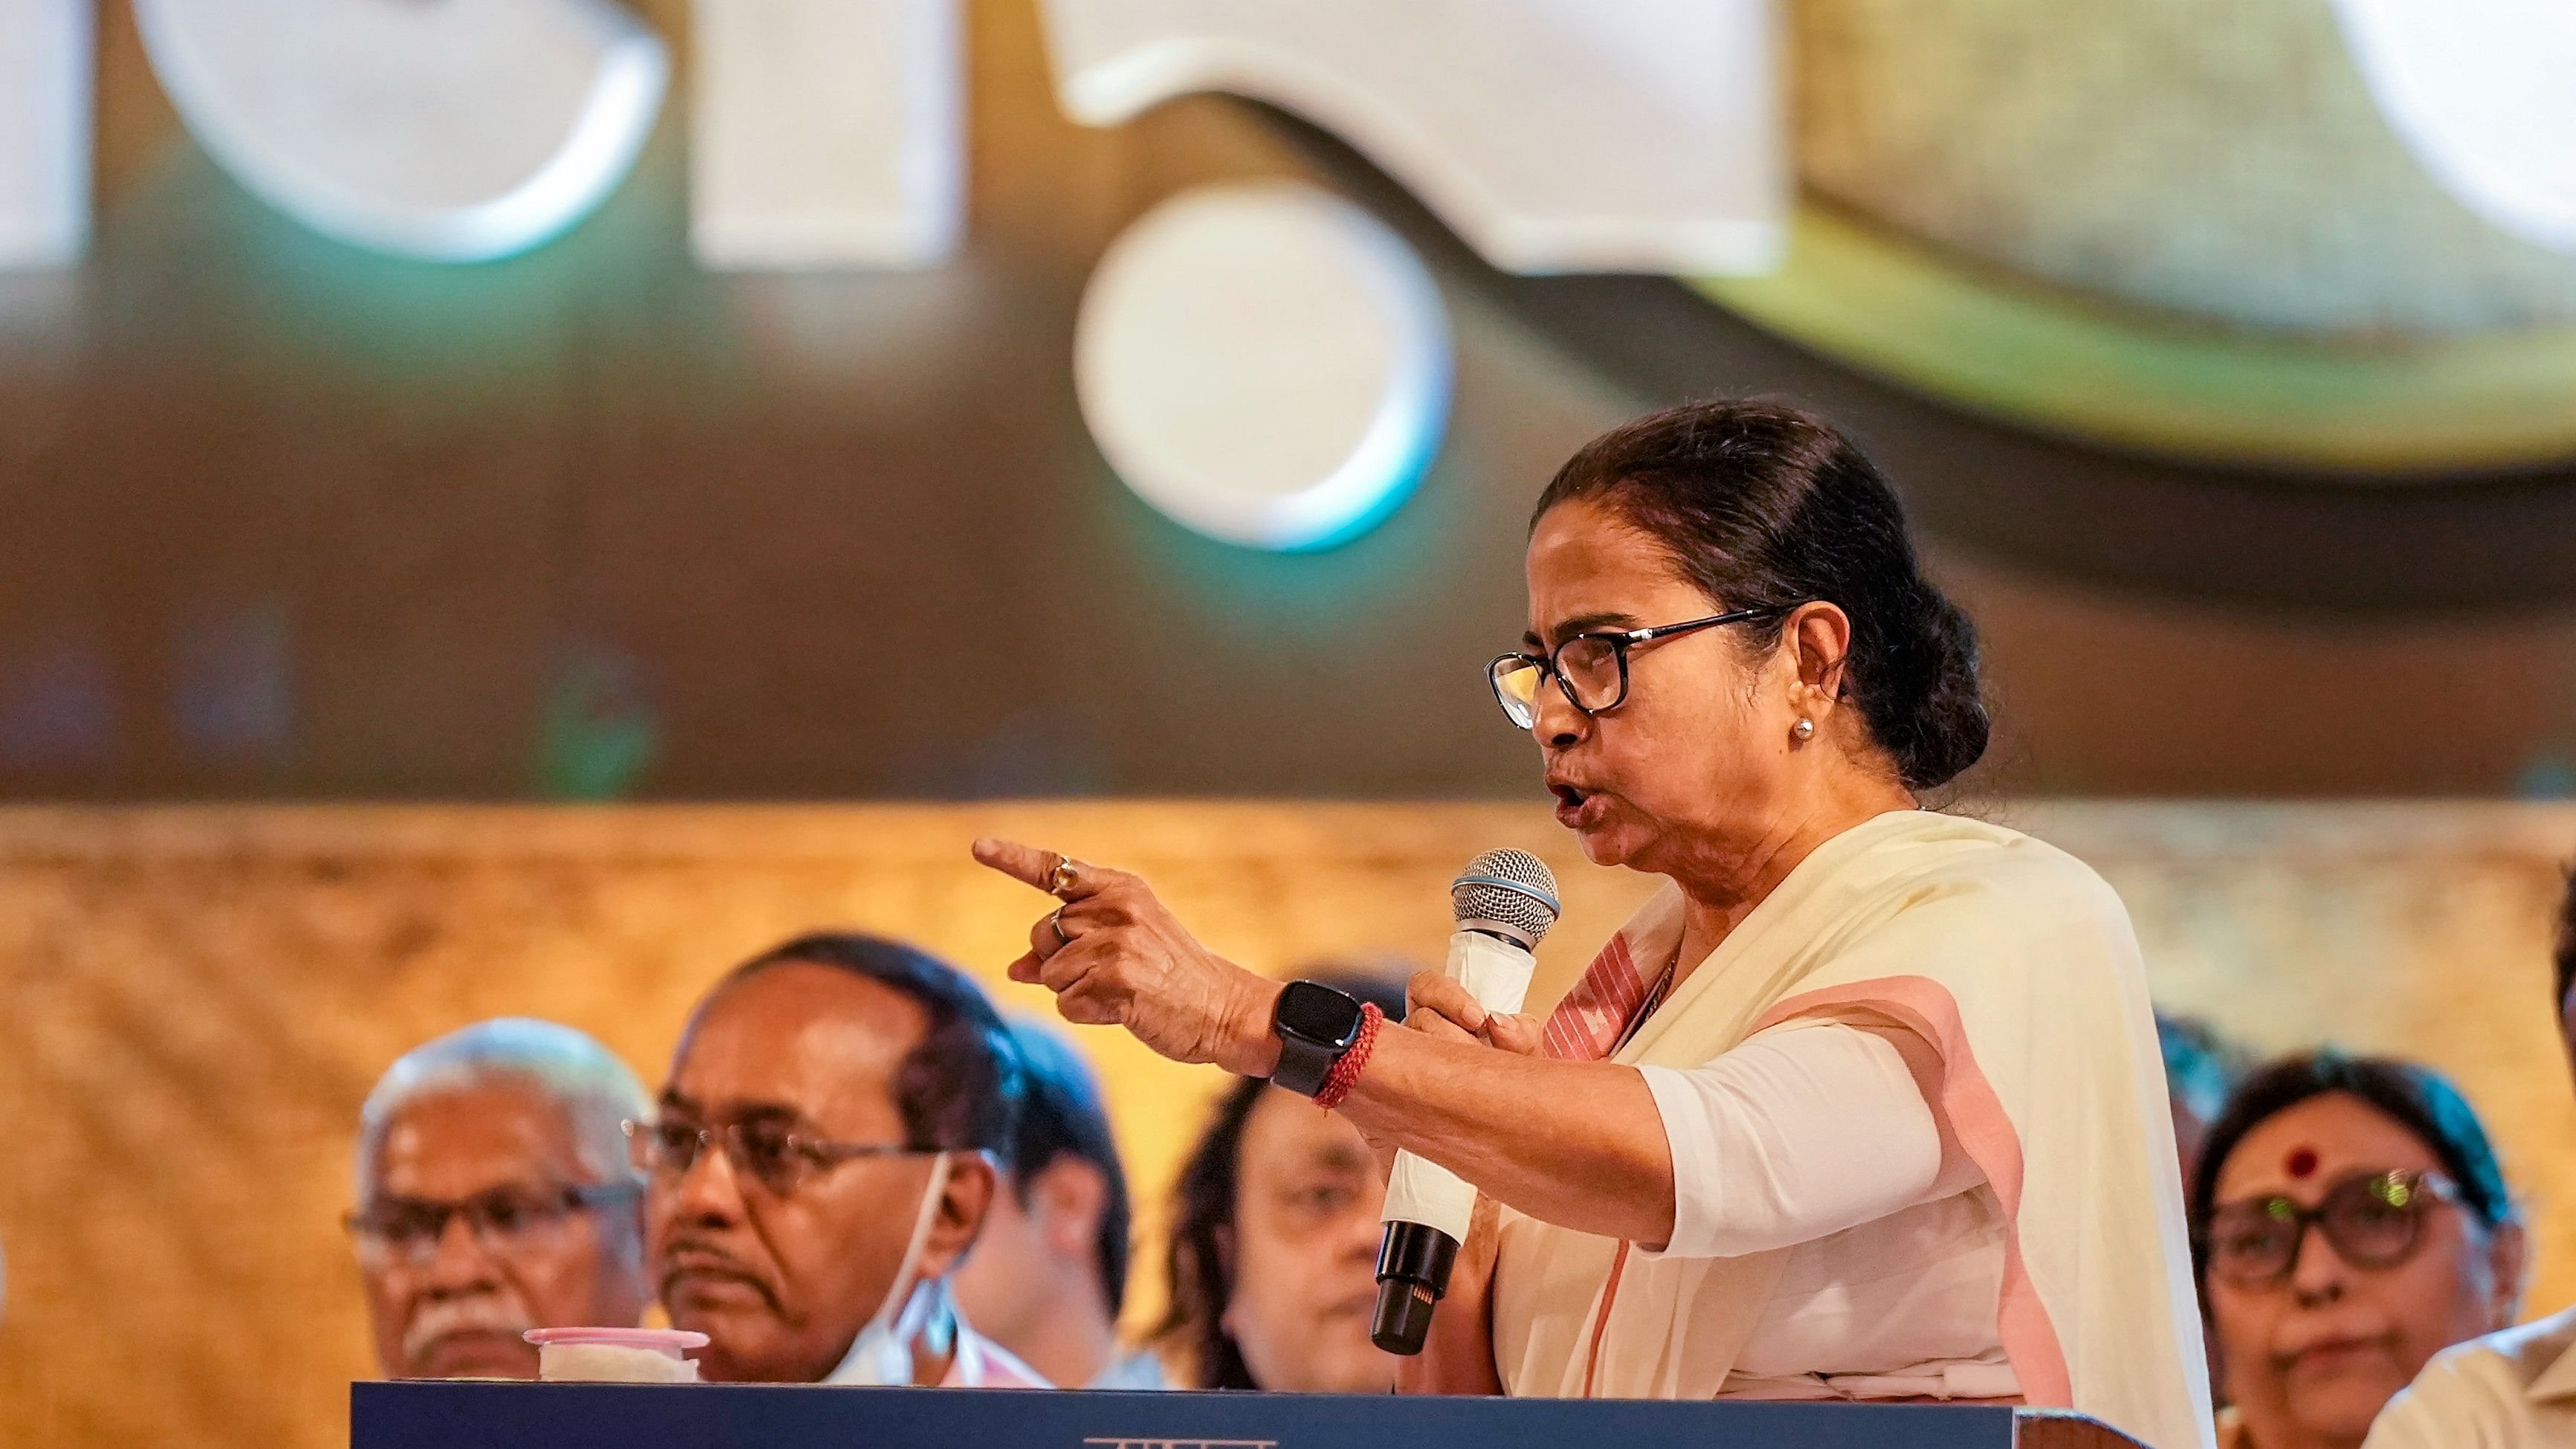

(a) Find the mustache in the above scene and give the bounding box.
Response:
[659,1237,782,1313]
[403,1291,535,1361]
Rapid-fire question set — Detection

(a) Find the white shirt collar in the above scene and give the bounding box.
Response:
[2525,1321,2576,1404]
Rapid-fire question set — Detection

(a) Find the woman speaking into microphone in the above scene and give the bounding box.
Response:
[975,399,2211,1447]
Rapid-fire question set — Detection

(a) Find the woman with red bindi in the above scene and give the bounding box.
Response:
[2190,1053,2524,1449]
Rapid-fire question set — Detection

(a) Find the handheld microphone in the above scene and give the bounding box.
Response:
[1371,848,1561,1355]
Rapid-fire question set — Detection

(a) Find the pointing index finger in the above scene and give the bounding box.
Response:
[971,837,1061,893]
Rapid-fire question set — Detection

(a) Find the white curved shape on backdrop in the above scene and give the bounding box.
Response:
[692,0,964,270]
[1037,0,1783,276]
[1075,182,1451,552]
[0,0,89,268]
[135,0,667,262]
[2332,0,2576,252]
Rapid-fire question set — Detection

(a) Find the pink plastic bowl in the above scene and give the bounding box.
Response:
[523,1328,709,1352]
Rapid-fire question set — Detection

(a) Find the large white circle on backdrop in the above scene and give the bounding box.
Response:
[134,0,667,262]
[1074,181,1453,552]
[2331,0,2576,252]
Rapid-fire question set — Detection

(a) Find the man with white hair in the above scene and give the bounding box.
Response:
[349,1018,653,1379]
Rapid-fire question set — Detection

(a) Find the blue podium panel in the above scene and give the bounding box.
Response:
[352,1381,2024,1449]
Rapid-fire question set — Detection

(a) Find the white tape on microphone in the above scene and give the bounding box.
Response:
[1381,929,1537,1244]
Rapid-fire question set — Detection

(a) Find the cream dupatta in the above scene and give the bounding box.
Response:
[1488,810,2215,1449]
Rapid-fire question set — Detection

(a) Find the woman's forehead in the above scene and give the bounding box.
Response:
[2215,1091,2445,1199]
[1525,501,1708,631]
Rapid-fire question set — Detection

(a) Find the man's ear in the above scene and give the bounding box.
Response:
[2486,1218,2530,1329]
[1030,1158,1111,1259]
[919,1152,999,1279]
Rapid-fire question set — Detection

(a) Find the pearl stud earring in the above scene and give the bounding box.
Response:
[1792,717,1815,741]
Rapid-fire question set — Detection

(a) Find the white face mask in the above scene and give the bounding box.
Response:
[824,1151,953,1387]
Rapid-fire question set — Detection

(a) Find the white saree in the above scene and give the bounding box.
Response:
[1488,810,2215,1449]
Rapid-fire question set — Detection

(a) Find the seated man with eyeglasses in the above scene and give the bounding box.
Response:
[637,932,1045,1387]
[349,1018,653,1380]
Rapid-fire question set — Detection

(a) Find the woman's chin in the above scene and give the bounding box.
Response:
[1569,814,1648,868]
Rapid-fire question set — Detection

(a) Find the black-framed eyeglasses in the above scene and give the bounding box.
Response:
[2201,1168,2466,1289]
[1487,605,1795,730]
[624,1116,931,1198]
[344,1179,641,1267]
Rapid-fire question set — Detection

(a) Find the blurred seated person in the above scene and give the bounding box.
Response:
[2193,1052,2523,1449]
[2364,870,2576,1448]
[1155,972,1408,1392]
[349,1018,653,1379]
[639,932,1045,1387]
[956,1018,1164,1389]
[2161,1012,2251,1188]
[2163,1012,2253,1397]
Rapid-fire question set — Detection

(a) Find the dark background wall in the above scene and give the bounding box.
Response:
[2,0,2573,803]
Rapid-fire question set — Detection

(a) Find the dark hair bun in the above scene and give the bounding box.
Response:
[1533,398,1989,791]
[1871,581,1991,790]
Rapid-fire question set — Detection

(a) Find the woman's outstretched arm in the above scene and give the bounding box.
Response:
[975,836,1682,1244]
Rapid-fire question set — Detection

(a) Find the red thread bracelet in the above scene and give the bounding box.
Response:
[1313,1001,1383,1111]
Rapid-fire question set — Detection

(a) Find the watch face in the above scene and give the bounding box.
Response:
[1276,981,1366,1048]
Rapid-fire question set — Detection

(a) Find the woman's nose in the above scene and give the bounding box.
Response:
[2286,1223,2352,1305]
[1531,676,1586,747]
[1338,1210,1385,1266]
[1343,1181,1393,1261]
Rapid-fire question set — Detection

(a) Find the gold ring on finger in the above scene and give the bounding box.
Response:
[1048,909,1074,949]
[1047,857,1086,899]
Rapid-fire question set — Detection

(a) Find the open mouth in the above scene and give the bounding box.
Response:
[1549,781,1598,826]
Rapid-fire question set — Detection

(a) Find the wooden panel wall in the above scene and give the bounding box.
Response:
[1,801,2572,1447]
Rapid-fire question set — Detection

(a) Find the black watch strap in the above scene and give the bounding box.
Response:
[1270,1031,1340,1097]
[1268,980,1367,1097]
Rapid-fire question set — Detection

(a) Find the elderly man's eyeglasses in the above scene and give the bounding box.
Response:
[2201,1168,2466,1288]
[624,1117,929,1198]
[1488,605,1792,731]
[345,1181,641,1267]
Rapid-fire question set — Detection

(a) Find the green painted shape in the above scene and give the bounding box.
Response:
[1693,205,2576,477]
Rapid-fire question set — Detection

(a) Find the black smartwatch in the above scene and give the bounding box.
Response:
[1268,980,1369,1097]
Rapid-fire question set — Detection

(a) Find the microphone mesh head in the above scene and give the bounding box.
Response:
[1451,849,1561,943]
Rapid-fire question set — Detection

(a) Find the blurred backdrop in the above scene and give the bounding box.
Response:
[6,4,2576,1448]
[0,0,2572,804]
